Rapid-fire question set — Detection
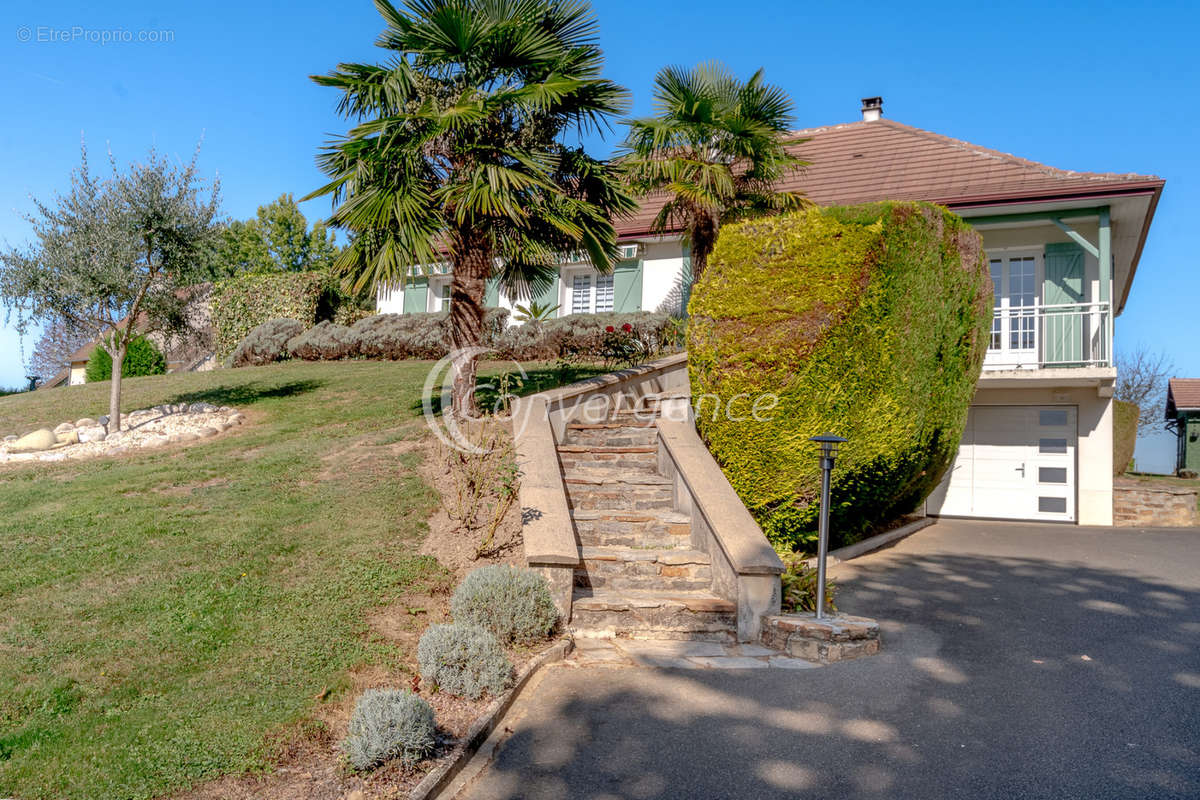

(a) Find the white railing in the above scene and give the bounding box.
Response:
[984,301,1111,370]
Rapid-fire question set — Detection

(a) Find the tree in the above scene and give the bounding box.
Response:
[1116,345,1175,435]
[618,61,808,284]
[0,145,219,432]
[26,315,93,382]
[207,194,339,277]
[306,0,634,416]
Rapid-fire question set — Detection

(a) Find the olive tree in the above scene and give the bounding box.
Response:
[0,145,219,432]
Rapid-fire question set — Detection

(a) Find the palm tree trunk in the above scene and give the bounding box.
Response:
[689,213,720,284]
[448,235,490,417]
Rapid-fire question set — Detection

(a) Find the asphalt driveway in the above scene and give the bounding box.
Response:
[457,519,1200,800]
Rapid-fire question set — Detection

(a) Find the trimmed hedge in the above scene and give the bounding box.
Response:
[228,318,305,367]
[287,320,356,361]
[1113,399,1139,476]
[211,270,337,359]
[85,336,167,382]
[688,202,992,550]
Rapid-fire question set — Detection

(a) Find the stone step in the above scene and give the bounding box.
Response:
[561,425,659,448]
[571,588,737,642]
[575,547,712,591]
[564,474,674,511]
[571,509,692,549]
[556,444,658,474]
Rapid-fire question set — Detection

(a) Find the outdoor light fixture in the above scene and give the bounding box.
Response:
[809,434,847,619]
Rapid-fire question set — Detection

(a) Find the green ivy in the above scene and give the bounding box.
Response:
[85,336,167,382]
[687,202,992,551]
[210,271,337,359]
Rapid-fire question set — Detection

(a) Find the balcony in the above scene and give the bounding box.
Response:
[984,301,1112,371]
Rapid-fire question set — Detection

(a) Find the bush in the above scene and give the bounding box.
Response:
[688,203,992,550]
[211,270,354,358]
[228,318,305,367]
[347,308,510,361]
[417,623,513,700]
[492,311,679,363]
[343,688,436,771]
[450,565,558,645]
[1113,399,1139,476]
[85,336,167,382]
[776,547,836,613]
[287,320,355,360]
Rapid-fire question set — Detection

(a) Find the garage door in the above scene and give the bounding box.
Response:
[928,406,1076,522]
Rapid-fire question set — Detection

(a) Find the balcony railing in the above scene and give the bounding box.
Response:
[984,301,1111,370]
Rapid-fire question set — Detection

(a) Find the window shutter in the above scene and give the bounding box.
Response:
[484,277,499,308]
[1043,242,1085,365]
[402,277,428,314]
[613,259,643,313]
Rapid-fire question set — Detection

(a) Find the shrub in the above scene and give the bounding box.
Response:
[491,311,679,363]
[1113,399,1139,476]
[228,318,304,367]
[211,270,349,358]
[287,320,356,360]
[343,688,436,771]
[348,308,509,361]
[776,547,836,613]
[688,203,992,550]
[417,623,513,700]
[450,565,558,645]
[85,335,167,382]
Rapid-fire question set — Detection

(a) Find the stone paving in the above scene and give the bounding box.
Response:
[566,636,821,670]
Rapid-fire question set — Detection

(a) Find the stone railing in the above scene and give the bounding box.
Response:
[512,352,784,641]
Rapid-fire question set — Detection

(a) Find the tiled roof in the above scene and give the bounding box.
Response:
[1166,379,1200,417]
[616,118,1164,237]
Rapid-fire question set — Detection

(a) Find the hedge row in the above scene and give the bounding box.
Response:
[228,310,681,366]
[688,202,992,551]
[209,270,367,359]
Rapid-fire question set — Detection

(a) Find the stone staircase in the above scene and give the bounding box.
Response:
[558,405,739,642]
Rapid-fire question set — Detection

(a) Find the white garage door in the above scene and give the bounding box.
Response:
[928,405,1076,522]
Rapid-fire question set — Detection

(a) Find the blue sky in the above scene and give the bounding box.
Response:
[1,0,1193,469]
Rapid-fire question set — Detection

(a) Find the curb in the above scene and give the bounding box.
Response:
[808,517,935,568]
[409,637,574,800]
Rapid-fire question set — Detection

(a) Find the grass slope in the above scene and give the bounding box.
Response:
[0,361,451,800]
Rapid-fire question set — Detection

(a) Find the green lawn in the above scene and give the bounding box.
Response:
[0,361,459,800]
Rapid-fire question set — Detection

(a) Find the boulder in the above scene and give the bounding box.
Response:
[56,430,80,445]
[74,417,97,428]
[53,422,75,435]
[197,426,220,438]
[78,426,108,443]
[10,428,60,453]
[3,434,16,442]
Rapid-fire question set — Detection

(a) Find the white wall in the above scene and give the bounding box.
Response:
[640,240,688,314]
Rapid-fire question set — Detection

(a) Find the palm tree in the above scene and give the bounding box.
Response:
[618,61,808,285]
[307,0,635,415]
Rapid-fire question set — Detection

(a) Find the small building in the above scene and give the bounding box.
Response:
[1165,379,1200,475]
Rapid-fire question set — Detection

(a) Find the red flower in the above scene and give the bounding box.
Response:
[621,323,633,332]
[605,325,615,333]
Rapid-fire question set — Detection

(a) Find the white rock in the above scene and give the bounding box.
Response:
[197,426,219,438]
[53,422,76,434]
[74,417,97,428]
[78,426,108,443]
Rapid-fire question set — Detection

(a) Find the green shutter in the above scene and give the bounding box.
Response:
[402,276,428,314]
[1043,242,1085,366]
[533,273,560,318]
[485,277,499,307]
[613,259,643,312]
[680,243,693,317]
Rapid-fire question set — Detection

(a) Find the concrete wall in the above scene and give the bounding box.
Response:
[970,383,1114,526]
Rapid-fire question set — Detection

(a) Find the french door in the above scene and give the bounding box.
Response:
[986,252,1040,368]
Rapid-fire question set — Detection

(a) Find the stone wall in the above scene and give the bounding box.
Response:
[1113,479,1199,527]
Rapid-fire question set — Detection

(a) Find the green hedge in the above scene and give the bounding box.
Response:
[1113,399,1139,476]
[688,202,992,551]
[210,271,336,359]
[85,336,167,382]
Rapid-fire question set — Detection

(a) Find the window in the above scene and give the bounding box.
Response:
[1008,256,1036,350]
[1039,467,1068,484]
[989,259,1002,350]
[1039,409,1069,427]
[440,284,451,311]
[595,275,614,312]
[571,274,592,314]
[1038,496,1067,514]
[1039,438,1068,454]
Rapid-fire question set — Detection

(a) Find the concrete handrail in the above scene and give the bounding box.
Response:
[537,352,688,411]
[656,419,784,577]
[512,394,577,567]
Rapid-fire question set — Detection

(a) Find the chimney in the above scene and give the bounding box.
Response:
[861,96,883,122]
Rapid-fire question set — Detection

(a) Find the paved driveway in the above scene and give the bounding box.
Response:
[457,519,1200,800]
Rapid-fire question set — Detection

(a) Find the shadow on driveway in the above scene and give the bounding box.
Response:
[462,522,1200,800]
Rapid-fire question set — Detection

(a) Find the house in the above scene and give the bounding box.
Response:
[377,97,1165,526]
[1165,379,1200,476]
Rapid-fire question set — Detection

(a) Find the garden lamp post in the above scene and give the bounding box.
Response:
[809,434,847,619]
